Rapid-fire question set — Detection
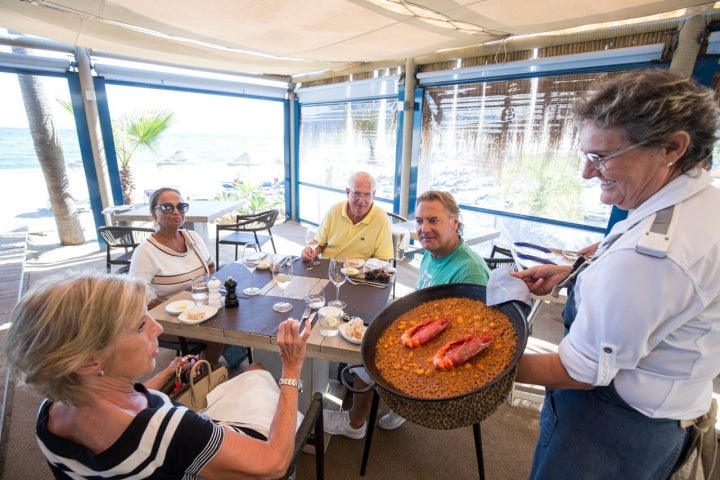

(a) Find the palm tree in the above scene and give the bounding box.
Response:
[14,61,85,245]
[113,111,174,203]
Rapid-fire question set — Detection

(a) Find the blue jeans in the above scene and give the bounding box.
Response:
[530,384,688,480]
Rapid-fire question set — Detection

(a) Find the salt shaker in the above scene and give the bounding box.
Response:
[207,276,223,308]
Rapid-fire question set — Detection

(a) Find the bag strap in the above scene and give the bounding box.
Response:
[171,355,198,394]
[182,230,210,275]
[188,359,213,388]
[674,398,717,480]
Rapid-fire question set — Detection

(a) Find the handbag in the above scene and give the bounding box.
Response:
[171,359,230,411]
[670,398,717,480]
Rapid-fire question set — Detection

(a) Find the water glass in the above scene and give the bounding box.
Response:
[318,306,342,336]
[191,277,209,305]
[304,293,326,309]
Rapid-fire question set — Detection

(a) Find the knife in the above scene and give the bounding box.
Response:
[348,277,388,288]
[299,312,317,335]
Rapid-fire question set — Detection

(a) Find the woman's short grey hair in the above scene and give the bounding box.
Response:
[416,190,464,236]
[573,68,720,173]
[4,272,149,406]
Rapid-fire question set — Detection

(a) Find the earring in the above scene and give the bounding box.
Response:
[666,162,674,167]
[97,370,104,377]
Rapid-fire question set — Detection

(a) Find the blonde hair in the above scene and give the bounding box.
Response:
[4,272,149,405]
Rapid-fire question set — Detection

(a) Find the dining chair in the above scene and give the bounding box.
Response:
[278,391,325,480]
[386,211,407,225]
[97,225,155,273]
[215,209,279,266]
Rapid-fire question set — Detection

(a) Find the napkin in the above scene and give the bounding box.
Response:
[203,370,303,437]
[486,266,532,307]
[364,257,394,273]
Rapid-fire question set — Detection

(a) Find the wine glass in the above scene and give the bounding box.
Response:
[304,226,318,249]
[272,256,294,312]
[242,244,262,296]
[328,257,347,309]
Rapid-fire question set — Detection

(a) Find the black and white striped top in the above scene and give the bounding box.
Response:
[36,385,224,479]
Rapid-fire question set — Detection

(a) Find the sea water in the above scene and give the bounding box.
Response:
[0,126,283,232]
[0,127,284,203]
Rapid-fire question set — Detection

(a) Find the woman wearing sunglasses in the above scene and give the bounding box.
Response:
[129,187,225,363]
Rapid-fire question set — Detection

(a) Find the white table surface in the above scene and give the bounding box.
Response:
[113,200,243,246]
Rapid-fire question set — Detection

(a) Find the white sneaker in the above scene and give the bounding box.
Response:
[323,409,367,439]
[377,410,406,430]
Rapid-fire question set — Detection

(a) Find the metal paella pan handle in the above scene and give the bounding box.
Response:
[340,363,375,393]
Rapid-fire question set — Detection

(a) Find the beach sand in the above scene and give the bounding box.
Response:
[0,161,268,262]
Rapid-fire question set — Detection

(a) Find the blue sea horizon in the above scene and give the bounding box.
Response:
[0,126,284,208]
[0,126,283,170]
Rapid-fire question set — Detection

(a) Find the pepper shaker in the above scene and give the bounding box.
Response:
[224,276,239,308]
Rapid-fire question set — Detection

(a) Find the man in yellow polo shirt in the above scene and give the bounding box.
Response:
[301,171,393,262]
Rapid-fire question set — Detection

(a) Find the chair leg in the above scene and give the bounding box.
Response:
[270,235,277,253]
[313,392,325,480]
[473,423,486,480]
[360,390,380,476]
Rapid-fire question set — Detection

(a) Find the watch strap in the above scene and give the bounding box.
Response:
[278,377,303,392]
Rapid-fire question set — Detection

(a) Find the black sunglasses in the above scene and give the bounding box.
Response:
[155,202,190,214]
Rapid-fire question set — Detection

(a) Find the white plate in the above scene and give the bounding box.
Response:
[178,305,218,325]
[344,259,365,269]
[339,320,366,345]
[165,300,195,315]
[340,267,360,276]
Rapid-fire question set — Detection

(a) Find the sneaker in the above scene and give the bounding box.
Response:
[323,409,366,439]
[378,410,406,430]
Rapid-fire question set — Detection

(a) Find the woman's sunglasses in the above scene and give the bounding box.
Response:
[155,202,190,214]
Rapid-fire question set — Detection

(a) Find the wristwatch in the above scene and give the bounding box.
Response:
[278,378,303,393]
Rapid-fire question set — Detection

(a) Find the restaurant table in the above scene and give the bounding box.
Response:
[150,258,393,409]
[113,200,243,247]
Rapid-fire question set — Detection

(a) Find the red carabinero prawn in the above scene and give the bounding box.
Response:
[433,333,494,370]
[400,317,451,348]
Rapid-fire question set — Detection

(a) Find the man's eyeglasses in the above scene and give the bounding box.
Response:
[348,190,373,200]
[154,202,190,214]
[577,143,644,172]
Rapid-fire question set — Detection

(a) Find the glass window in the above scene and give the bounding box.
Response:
[104,84,285,213]
[418,72,627,249]
[298,98,398,223]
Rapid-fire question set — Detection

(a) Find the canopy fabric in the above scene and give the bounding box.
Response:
[0,0,717,79]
